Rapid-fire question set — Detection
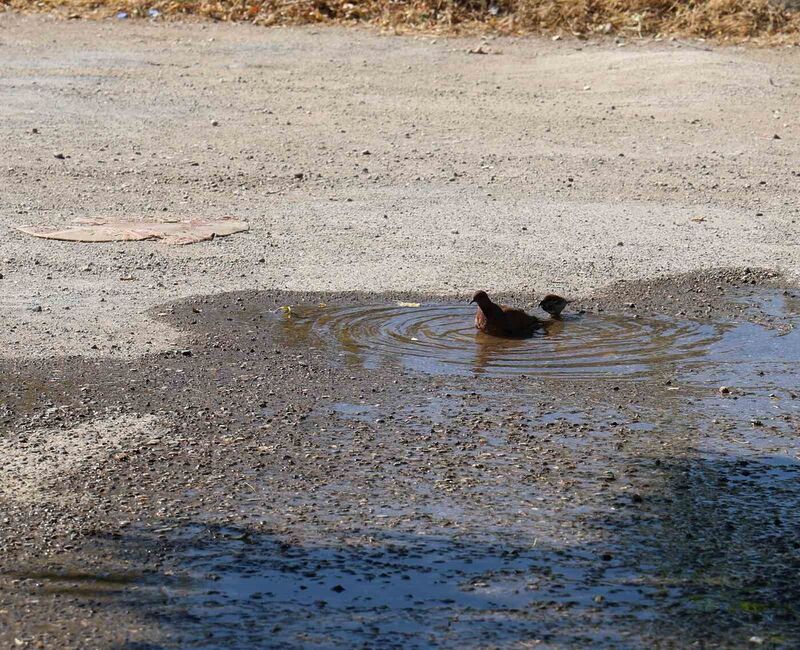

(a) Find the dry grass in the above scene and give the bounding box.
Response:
[3,0,800,42]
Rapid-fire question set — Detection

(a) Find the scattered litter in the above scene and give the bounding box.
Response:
[116,11,128,19]
[148,8,161,18]
[16,217,249,246]
[690,216,707,223]
[397,302,421,308]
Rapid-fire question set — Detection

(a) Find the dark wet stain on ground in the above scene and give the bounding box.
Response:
[1,275,800,649]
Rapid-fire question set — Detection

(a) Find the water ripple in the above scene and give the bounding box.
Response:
[282,304,727,379]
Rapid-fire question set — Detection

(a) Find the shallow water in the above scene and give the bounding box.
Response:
[13,289,800,648]
[161,527,662,649]
[147,289,797,647]
[281,303,729,379]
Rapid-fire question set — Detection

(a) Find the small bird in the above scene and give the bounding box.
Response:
[471,290,541,338]
[539,294,571,319]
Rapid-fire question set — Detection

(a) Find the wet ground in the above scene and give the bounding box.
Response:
[1,271,799,648]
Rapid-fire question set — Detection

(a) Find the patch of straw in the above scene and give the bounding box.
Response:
[2,0,799,42]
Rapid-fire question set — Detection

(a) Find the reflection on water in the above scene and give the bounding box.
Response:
[13,289,796,648]
[680,320,800,391]
[155,527,662,649]
[278,303,727,379]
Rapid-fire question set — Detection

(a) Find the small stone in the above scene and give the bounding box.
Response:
[772,134,781,139]
[719,386,730,395]
[362,149,371,155]
[331,584,345,593]
[29,305,42,312]
[211,120,219,127]
[54,153,65,160]
[600,552,613,561]
[293,172,304,180]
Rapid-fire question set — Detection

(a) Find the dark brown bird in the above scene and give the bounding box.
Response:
[471,290,541,338]
[539,294,571,318]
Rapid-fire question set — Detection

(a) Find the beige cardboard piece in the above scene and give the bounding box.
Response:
[16,217,249,245]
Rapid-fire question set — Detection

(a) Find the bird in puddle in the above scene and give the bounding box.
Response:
[538,294,571,319]
[471,290,542,338]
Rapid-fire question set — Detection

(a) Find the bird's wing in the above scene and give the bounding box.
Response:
[500,306,539,331]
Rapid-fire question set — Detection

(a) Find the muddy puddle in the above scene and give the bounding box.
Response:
[150,525,665,649]
[6,285,800,648]
[123,290,797,647]
[273,293,797,383]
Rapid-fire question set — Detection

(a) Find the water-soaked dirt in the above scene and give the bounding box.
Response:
[1,270,799,649]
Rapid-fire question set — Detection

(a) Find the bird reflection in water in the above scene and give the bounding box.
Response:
[471,317,564,375]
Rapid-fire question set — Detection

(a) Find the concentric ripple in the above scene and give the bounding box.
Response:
[282,304,727,379]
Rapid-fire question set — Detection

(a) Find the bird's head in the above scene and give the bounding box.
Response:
[470,290,490,304]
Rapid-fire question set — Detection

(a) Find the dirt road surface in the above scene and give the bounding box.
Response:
[2,13,800,650]
[1,13,799,359]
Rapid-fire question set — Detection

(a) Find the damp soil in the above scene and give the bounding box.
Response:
[1,270,800,649]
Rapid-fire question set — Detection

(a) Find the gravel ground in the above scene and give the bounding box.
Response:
[2,12,800,650]
[1,14,799,359]
[2,279,800,648]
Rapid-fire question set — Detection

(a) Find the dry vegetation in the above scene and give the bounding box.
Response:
[2,0,800,42]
